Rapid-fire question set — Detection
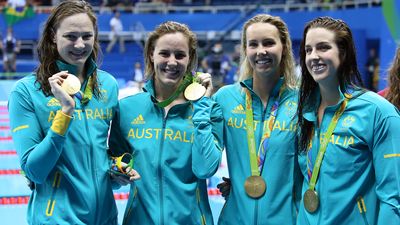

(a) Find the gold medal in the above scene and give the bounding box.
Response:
[303,189,319,213]
[61,75,81,95]
[184,82,206,101]
[244,175,266,199]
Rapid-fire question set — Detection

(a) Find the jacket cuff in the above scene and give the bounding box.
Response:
[50,110,72,136]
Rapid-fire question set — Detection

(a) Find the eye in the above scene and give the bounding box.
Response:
[174,52,186,60]
[159,51,170,58]
[262,39,275,47]
[82,34,93,40]
[64,34,77,41]
[317,44,331,51]
[247,41,258,48]
[305,47,312,54]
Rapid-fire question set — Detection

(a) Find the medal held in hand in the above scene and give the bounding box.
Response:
[184,82,206,101]
[61,75,81,95]
[244,175,266,199]
[303,189,319,213]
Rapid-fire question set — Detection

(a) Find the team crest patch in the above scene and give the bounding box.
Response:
[285,100,297,118]
[100,89,108,103]
[342,115,355,127]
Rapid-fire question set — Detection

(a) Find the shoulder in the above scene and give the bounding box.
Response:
[11,74,37,93]
[213,83,241,99]
[282,86,299,100]
[352,91,399,117]
[119,92,149,107]
[97,69,118,86]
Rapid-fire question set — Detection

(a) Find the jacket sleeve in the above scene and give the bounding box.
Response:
[191,96,224,179]
[373,115,400,224]
[108,102,134,189]
[108,103,133,157]
[8,87,72,184]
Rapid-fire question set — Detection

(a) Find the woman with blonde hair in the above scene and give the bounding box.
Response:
[214,14,301,225]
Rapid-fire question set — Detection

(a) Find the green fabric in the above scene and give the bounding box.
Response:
[2,6,35,26]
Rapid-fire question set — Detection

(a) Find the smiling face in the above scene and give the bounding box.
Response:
[55,13,95,71]
[245,22,283,79]
[305,27,341,87]
[151,32,190,88]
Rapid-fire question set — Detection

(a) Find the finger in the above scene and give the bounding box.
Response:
[222,177,231,183]
[221,186,230,194]
[217,182,225,189]
[198,73,212,86]
[127,168,141,181]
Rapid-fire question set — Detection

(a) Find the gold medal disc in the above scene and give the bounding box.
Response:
[303,189,319,213]
[184,82,206,101]
[61,75,81,95]
[244,175,266,199]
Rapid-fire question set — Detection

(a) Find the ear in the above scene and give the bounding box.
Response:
[150,50,154,62]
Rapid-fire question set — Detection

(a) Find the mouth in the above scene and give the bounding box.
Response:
[255,58,272,65]
[70,51,87,59]
[311,64,327,73]
[163,68,181,78]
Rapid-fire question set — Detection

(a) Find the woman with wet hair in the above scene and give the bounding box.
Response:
[297,16,400,224]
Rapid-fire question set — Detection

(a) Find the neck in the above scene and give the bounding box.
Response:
[154,79,182,102]
[253,73,280,102]
[76,66,85,83]
[319,84,341,107]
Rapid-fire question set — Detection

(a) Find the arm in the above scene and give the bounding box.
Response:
[108,103,137,189]
[8,87,72,184]
[373,115,400,224]
[191,97,224,179]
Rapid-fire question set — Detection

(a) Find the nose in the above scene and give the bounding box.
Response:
[257,47,267,56]
[308,48,319,60]
[74,37,85,49]
[167,55,178,66]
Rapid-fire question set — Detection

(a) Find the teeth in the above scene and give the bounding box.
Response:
[312,65,325,72]
[256,59,272,64]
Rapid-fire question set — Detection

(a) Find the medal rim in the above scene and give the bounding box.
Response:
[184,82,206,101]
[244,175,266,199]
[62,75,81,95]
[303,189,319,213]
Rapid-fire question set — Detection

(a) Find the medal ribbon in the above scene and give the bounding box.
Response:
[258,87,283,172]
[75,76,93,105]
[245,86,284,175]
[156,72,193,108]
[307,97,350,191]
[306,129,315,180]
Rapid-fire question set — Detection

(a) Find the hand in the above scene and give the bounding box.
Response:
[110,163,141,186]
[217,177,231,200]
[196,72,213,97]
[48,71,75,115]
